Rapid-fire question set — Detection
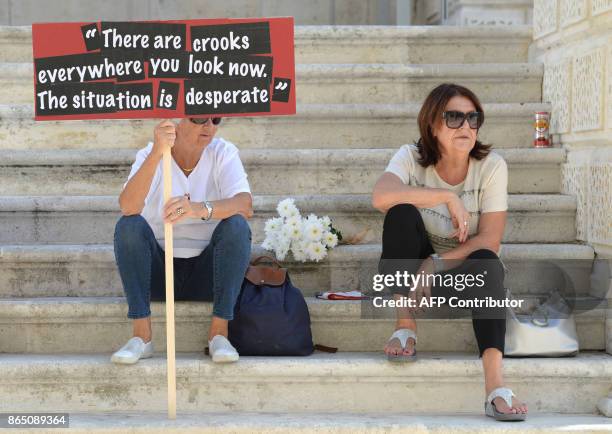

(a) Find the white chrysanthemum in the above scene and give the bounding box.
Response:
[274,236,291,261]
[276,246,289,261]
[261,238,274,251]
[290,240,308,261]
[305,213,318,224]
[323,231,338,249]
[277,198,300,219]
[303,220,324,242]
[292,246,308,262]
[264,217,284,235]
[282,223,302,240]
[276,233,291,249]
[321,215,332,228]
[305,241,327,262]
[286,215,302,229]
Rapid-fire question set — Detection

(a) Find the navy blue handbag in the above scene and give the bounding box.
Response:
[228,256,315,356]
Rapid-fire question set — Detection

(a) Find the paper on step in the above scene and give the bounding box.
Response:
[315,290,369,300]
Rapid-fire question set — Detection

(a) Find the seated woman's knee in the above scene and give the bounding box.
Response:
[114,214,149,246]
[468,248,499,261]
[214,214,251,247]
[468,249,504,289]
[384,203,420,226]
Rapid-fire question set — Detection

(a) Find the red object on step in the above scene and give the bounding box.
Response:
[534,111,551,147]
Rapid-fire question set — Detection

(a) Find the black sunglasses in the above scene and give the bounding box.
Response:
[189,117,221,125]
[442,111,484,129]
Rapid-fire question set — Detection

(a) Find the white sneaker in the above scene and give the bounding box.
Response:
[111,337,154,364]
[208,335,239,363]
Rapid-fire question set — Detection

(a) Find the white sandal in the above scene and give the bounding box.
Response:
[485,387,527,421]
[386,328,417,362]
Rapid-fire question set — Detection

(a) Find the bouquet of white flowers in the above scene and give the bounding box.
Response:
[261,198,342,262]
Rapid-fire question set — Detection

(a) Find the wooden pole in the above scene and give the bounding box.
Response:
[162,147,177,419]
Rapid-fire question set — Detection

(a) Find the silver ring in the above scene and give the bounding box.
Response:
[176,207,185,215]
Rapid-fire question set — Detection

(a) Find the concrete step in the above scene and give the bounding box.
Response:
[0,296,605,353]
[0,25,532,64]
[0,194,577,244]
[0,351,609,414]
[0,147,565,195]
[2,62,543,104]
[0,103,551,150]
[6,412,611,434]
[0,243,595,298]
[295,63,543,104]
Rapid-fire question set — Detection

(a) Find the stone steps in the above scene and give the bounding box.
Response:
[0,296,605,353]
[3,62,543,104]
[0,22,609,424]
[6,412,611,434]
[0,243,595,298]
[0,351,609,414]
[0,25,532,64]
[0,194,577,245]
[0,147,565,195]
[0,103,551,149]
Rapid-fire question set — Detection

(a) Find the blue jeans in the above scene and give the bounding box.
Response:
[113,214,251,320]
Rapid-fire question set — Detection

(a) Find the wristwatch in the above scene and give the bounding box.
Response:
[429,253,443,273]
[201,201,213,221]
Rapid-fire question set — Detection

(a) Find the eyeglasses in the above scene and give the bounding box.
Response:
[442,111,484,129]
[189,117,221,125]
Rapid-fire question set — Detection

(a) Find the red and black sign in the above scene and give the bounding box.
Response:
[32,18,295,120]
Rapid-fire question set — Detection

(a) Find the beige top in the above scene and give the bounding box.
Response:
[385,144,508,254]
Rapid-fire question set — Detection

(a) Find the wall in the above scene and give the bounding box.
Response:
[532,0,612,355]
[532,0,612,258]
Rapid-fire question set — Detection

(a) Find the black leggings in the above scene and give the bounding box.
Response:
[379,203,506,357]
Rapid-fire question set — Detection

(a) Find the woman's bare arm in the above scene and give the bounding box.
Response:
[163,192,253,224]
[372,172,454,212]
[119,120,175,216]
[118,151,162,216]
[194,192,253,220]
[439,211,507,262]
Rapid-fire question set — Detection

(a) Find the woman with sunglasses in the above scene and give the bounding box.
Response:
[372,83,528,421]
[113,116,253,364]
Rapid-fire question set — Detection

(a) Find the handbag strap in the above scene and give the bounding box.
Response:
[314,344,338,353]
[245,256,287,286]
[251,255,282,268]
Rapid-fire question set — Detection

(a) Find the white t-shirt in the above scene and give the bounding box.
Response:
[122,137,251,258]
[385,144,508,254]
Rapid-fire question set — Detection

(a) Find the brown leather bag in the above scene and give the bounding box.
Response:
[244,255,287,286]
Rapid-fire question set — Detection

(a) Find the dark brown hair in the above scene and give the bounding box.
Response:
[415,83,491,167]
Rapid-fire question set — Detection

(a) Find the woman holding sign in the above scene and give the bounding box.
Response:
[372,84,528,421]
[112,117,252,364]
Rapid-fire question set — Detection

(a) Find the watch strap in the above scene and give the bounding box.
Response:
[201,201,213,221]
[430,253,442,273]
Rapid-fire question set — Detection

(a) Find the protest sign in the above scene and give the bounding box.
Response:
[32,18,295,120]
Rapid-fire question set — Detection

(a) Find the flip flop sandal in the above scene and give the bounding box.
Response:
[485,387,527,421]
[386,328,417,362]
